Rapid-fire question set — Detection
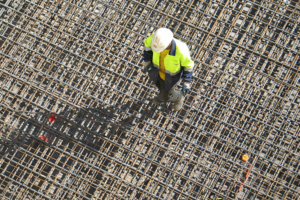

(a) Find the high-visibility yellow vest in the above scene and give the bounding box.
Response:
[143,34,194,90]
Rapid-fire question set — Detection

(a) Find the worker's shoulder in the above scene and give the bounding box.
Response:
[145,33,154,40]
[174,39,190,53]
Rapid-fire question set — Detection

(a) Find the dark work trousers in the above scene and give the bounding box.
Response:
[155,75,183,102]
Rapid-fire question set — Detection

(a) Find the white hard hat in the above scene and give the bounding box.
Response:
[151,28,173,52]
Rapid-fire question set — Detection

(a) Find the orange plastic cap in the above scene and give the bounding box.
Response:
[242,154,249,162]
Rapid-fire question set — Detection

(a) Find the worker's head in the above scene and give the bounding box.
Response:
[151,28,173,52]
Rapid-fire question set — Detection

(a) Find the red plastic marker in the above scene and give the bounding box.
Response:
[49,114,57,123]
[39,135,46,141]
[39,135,50,142]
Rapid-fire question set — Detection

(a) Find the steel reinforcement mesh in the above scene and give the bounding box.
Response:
[0,0,299,199]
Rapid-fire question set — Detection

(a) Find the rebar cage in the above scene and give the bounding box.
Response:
[0,0,299,199]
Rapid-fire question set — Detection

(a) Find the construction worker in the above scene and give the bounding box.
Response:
[142,28,194,111]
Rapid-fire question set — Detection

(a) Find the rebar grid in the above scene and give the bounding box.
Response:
[0,0,299,199]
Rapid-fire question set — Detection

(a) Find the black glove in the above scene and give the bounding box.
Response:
[182,83,191,96]
[142,61,153,73]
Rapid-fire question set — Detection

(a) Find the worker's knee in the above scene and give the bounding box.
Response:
[159,92,168,102]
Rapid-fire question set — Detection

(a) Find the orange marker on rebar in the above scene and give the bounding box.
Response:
[238,169,250,191]
[239,155,250,191]
[242,154,249,162]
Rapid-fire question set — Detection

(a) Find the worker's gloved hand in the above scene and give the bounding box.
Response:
[142,61,153,73]
[182,83,191,96]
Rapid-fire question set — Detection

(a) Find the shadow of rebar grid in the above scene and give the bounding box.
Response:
[0,0,299,199]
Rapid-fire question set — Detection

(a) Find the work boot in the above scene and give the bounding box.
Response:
[151,96,164,105]
[174,95,184,111]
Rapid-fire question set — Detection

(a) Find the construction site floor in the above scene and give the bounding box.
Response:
[0,0,299,199]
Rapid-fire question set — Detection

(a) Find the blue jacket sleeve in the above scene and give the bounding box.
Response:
[181,49,194,83]
[182,70,193,83]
